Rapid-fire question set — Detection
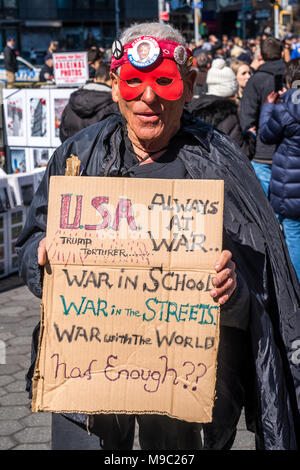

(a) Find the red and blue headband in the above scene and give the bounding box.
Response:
[110,36,193,101]
[110,36,193,70]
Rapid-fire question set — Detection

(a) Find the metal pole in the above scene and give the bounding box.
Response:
[242,0,246,39]
[115,0,120,38]
[274,4,280,39]
[194,6,200,43]
[158,0,165,23]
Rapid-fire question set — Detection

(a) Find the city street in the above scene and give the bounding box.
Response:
[0,274,255,450]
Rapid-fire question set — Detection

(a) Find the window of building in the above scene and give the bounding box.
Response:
[57,0,106,8]
[57,0,72,8]
[3,0,18,7]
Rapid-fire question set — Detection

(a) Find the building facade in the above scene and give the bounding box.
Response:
[0,0,298,62]
[0,0,159,62]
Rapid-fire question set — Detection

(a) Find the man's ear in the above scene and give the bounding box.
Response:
[184,70,197,103]
[110,72,119,103]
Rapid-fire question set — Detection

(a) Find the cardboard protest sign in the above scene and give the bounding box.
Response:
[32,176,224,423]
[53,52,88,86]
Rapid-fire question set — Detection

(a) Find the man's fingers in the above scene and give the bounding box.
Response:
[38,238,47,266]
[210,276,236,301]
[215,250,232,271]
[212,261,236,286]
[211,252,237,304]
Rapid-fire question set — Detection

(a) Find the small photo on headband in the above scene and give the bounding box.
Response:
[127,37,160,68]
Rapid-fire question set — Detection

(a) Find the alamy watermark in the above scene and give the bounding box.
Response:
[291,80,300,104]
[291,339,300,366]
[0,339,6,364]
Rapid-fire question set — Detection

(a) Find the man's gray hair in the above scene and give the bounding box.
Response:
[120,22,186,47]
[116,22,192,77]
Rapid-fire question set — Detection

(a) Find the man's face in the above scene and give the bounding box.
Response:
[111,64,195,150]
[137,44,150,60]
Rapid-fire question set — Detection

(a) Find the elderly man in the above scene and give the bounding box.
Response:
[16,22,300,451]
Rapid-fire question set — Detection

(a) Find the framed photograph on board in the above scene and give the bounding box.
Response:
[8,206,27,274]
[3,89,27,146]
[49,88,75,147]
[32,168,46,192]
[29,148,52,171]
[0,177,12,212]
[26,89,51,147]
[9,147,30,174]
[0,212,9,278]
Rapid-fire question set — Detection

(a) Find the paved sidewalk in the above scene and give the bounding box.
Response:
[0,276,255,450]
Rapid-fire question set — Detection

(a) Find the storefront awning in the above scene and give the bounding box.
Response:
[24,21,62,28]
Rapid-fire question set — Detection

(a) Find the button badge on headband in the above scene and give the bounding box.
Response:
[174,45,188,65]
[127,37,160,68]
[112,39,124,60]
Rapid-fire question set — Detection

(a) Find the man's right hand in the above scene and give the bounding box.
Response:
[38,237,47,266]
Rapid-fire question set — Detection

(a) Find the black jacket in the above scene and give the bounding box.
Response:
[3,45,18,73]
[16,113,300,449]
[187,94,255,159]
[260,89,300,219]
[239,59,286,162]
[59,83,119,142]
[39,63,53,82]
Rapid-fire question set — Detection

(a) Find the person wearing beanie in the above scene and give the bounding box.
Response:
[206,58,238,97]
[188,59,255,159]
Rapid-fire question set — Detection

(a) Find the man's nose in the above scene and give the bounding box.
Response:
[141,85,158,103]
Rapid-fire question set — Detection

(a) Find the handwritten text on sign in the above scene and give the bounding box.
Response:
[32,177,224,423]
[53,52,89,86]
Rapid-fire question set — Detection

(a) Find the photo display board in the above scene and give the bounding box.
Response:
[3,89,27,147]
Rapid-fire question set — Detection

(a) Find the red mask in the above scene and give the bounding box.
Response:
[119,59,183,101]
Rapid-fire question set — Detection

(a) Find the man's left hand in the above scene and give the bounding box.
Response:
[210,250,237,305]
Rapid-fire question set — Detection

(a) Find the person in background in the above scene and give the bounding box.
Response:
[39,54,54,82]
[290,37,300,59]
[201,34,219,52]
[239,36,286,197]
[192,52,212,98]
[230,59,252,104]
[189,58,255,159]
[230,44,246,60]
[4,37,18,88]
[88,46,102,79]
[30,47,37,64]
[259,58,300,281]
[222,34,231,59]
[47,40,59,57]
[283,37,292,62]
[59,62,119,142]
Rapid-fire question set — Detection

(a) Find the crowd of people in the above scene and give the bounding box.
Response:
[52,31,300,282]
[184,34,300,282]
[14,22,300,451]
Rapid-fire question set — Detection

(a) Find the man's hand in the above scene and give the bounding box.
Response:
[38,237,47,266]
[210,250,237,305]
